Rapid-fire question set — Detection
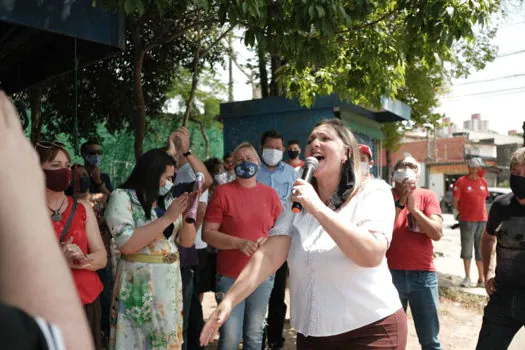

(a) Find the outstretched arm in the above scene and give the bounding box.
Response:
[200,235,290,346]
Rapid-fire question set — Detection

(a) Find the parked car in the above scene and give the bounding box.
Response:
[486,187,512,214]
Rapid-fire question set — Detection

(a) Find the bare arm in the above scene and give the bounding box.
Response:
[75,201,107,271]
[411,211,443,241]
[313,206,388,267]
[195,200,207,232]
[203,221,244,250]
[452,197,459,210]
[200,235,290,345]
[178,221,197,248]
[0,91,93,349]
[220,236,289,306]
[186,154,213,190]
[116,194,189,255]
[481,230,497,281]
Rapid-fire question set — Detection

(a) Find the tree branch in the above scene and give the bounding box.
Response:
[200,26,235,59]
[337,9,398,34]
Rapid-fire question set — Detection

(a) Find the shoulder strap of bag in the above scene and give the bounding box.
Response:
[59,198,77,243]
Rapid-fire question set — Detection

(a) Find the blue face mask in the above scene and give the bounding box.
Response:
[234,161,258,179]
[84,154,101,167]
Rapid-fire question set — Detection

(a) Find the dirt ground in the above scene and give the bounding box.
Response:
[201,288,487,350]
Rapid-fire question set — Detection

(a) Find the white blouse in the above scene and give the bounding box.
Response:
[270,179,401,337]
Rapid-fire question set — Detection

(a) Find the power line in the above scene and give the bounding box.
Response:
[444,87,525,100]
[455,85,525,97]
[456,73,525,86]
[497,49,525,58]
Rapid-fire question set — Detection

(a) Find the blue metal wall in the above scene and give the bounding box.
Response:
[223,109,335,156]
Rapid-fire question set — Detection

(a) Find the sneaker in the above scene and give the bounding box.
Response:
[477,280,485,288]
[461,277,472,288]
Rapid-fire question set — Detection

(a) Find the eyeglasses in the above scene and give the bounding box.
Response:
[36,141,65,149]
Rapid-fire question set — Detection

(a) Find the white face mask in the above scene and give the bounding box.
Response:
[159,179,173,196]
[360,161,370,175]
[214,172,228,185]
[392,168,417,184]
[262,148,283,167]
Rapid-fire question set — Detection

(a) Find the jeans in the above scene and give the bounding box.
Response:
[476,287,525,349]
[215,274,274,350]
[391,270,441,350]
[264,261,288,348]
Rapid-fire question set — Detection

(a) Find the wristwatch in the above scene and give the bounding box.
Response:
[395,200,405,209]
[183,149,192,157]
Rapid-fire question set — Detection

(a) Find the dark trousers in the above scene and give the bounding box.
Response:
[476,287,525,349]
[97,260,113,346]
[296,308,407,350]
[84,296,102,350]
[263,261,288,348]
[181,265,205,350]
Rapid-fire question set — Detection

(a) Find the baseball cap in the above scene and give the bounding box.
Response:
[358,144,373,160]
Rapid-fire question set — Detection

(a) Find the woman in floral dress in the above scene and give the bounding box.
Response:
[105,147,196,350]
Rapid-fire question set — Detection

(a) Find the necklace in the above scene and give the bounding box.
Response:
[49,198,66,222]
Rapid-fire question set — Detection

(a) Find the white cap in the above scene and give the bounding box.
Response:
[467,157,484,168]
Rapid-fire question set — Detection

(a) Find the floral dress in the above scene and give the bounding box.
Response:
[105,189,184,350]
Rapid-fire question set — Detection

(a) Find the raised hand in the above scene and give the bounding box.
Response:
[165,193,190,222]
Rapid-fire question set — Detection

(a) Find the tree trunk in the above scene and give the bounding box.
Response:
[191,117,209,159]
[131,21,146,161]
[183,46,201,127]
[227,33,234,102]
[257,45,269,98]
[270,55,281,96]
[29,86,43,144]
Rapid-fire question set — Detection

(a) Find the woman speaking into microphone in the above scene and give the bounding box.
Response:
[201,119,407,349]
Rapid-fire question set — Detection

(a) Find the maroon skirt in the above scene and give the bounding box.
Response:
[296,308,407,350]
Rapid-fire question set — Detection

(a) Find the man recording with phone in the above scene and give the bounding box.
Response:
[387,155,444,350]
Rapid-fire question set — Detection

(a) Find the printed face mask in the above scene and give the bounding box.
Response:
[235,161,259,179]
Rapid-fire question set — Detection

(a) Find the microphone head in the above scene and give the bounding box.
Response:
[304,156,319,170]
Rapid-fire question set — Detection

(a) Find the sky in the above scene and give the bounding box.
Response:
[217,4,525,135]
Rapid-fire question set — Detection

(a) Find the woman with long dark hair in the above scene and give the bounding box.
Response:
[36,142,107,350]
[201,119,407,349]
[105,145,195,349]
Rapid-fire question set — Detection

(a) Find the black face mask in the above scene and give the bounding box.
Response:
[78,176,91,194]
[288,150,299,160]
[511,174,525,199]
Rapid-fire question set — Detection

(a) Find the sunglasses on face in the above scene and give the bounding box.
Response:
[36,141,65,149]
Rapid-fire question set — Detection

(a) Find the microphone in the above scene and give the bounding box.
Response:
[185,172,205,223]
[292,157,319,213]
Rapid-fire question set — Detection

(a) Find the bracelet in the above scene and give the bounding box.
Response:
[183,149,192,157]
[395,200,405,209]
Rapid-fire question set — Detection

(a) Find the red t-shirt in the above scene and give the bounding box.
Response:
[387,188,442,271]
[205,181,282,278]
[52,198,103,304]
[453,176,489,222]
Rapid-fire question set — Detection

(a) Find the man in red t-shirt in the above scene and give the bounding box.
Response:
[453,157,489,288]
[387,155,443,350]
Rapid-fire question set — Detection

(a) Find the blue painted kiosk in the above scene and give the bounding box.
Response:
[219,95,411,179]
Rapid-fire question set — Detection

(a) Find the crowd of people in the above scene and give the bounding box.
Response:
[2,91,525,350]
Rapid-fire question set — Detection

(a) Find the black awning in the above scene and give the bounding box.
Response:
[0,1,125,94]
